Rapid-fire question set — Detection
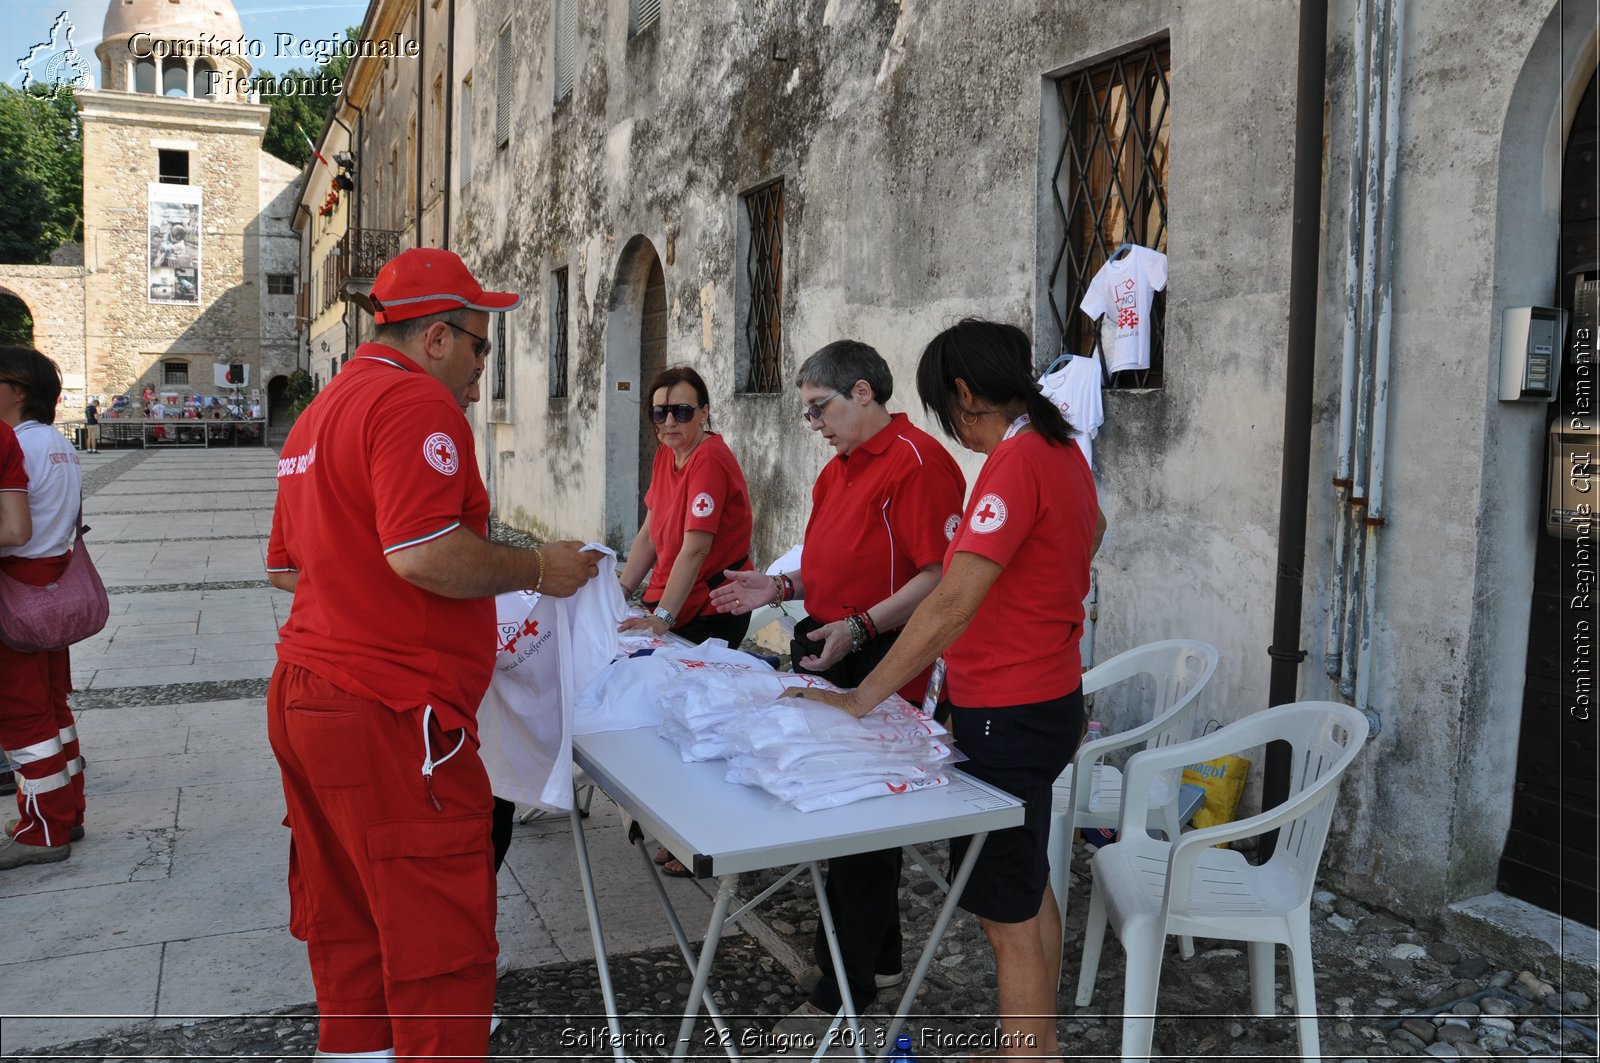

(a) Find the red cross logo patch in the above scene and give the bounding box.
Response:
[423,432,459,476]
[943,513,960,541]
[690,492,715,518]
[970,493,1008,534]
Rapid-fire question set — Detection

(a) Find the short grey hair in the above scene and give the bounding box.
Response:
[795,339,893,405]
[374,307,470,345]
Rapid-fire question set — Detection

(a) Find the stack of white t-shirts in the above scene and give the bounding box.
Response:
[657,670,830,762]
[726,693,957,812]
[1038,355,1105,469]
[573,638,772,735]
[477,545,624,812]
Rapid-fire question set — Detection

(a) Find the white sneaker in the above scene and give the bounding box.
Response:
[797,965,904,993]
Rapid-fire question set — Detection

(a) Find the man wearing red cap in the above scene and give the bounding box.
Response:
[265,249,603,1060]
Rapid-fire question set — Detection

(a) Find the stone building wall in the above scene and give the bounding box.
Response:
[78,89,273,398]
[0,265,87,413]
[433,0,1596,924]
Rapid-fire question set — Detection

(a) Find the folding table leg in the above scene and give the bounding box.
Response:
[878,830,989,1059]
[670,874,738,1062]
[632,839,740,1059]
[568,803,631,1063]
[808,860,868,1063]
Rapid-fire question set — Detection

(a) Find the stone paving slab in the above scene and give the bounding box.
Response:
[0,943,164,1056]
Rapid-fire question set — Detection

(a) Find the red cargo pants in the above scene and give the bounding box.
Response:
[268,661,496,1059]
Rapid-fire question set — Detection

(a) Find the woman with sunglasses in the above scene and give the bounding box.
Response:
[708,339,966,1033]
[0,347,87,871]
[617,366,754,650]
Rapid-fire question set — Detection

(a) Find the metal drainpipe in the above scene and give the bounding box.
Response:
[1326,0,1373,679]
[1264,0,1331,844]
[1340,0,1389,700]
[1354,0,1404,737]
[443,0,455,248]
[295,202,311,373]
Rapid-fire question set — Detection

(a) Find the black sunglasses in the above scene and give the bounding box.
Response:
[650,403,703,424]
[443,321,492,358]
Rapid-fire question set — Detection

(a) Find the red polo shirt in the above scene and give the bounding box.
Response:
[942,431,1097,708]
[0,421,26,493]
[802,413,966,701]
[267,345,494,738]
[643,433,754,623]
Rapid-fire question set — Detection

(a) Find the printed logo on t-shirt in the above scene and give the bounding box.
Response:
[969,493,1008,534]
[690,491,716,518]
[943,513,960,541]
[424,432,459,476]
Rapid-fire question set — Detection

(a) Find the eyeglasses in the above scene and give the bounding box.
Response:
[650,403,703,425]
[801,391,843,423]
[443,321,491,358]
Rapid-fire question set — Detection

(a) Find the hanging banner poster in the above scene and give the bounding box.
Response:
[147,183,201,305]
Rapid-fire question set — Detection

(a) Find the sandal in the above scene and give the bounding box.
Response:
[653,845,672,865]
[660,856,693,878]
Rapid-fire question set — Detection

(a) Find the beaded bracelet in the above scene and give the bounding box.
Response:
[532,546,545,593]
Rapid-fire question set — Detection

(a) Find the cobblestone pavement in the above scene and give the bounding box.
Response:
[5,456,1594,1061]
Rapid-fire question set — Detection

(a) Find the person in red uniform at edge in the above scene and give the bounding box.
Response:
[0,418,29,800]
[709,339,966,1035]
[616,364,755,648]
[0,348,87,870]
[792,319,1106,1061]
[264,249,603,1061]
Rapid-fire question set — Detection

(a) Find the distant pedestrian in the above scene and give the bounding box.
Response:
[264,249,602,1059]
[83,399,99,454]
[0,347,87,871]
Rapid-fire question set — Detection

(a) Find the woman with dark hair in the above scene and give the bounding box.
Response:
[792,319,1105,1060]
[617,365,754,648]
[0,347,87,871]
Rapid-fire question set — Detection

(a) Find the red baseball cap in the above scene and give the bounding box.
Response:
[369,248,520,323]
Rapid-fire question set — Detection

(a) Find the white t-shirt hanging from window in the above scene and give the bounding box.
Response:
[1038,356,1105,470]
[1079,246,1168,374]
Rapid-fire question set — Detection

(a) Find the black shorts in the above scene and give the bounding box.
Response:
[946,687,1085,923]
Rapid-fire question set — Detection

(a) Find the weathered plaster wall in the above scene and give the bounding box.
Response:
[455,0,1587,922]
[255,152,303,387]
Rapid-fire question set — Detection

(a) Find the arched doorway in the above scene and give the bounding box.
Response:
[0,289,34,346]
[1502,66,1598,926]
[603,236,669,550]
[266,374,290,429]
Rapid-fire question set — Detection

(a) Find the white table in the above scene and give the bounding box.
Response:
[569,725,1025,1062]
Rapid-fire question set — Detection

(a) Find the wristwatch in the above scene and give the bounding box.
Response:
[652,606,676,627]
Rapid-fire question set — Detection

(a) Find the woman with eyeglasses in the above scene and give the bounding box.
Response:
[0,347,87,872]
[707,339,966,1033]
[617,366,754,650]
[785,319,1105,1061]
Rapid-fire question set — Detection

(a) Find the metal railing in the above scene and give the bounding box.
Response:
[742,181,784,393]
[341,228,404,283]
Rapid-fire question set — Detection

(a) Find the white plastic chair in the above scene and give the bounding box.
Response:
[1074,701,1369,1063]
[1047,639,1219,963]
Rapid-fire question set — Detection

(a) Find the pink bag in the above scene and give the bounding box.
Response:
[0,515,110,652]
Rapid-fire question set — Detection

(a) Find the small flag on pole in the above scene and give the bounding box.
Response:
[296,123,330,167]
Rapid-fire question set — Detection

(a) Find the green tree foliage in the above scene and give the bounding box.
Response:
[258,28,360,169]
[0,84,83,265]
[0,294,33,346]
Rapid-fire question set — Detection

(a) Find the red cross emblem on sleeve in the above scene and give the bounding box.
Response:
[691,491,715,518]
[970,493,1008,534]
[423,431,459,475]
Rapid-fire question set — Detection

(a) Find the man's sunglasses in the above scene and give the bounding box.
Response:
[650,403,703,424]
[444,322,492,358]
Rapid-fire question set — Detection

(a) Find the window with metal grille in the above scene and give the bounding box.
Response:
[1047,39,1170,388]
[737,179,784,393]
[460,74,474,184]
[492,313,508,403]
[163,360,188,385]
[630,0,661,37]
[554,0,577,105]
[550,267,570,399]
[158,149,189,185]
[495,23,512,147]
[266,274,295,296]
